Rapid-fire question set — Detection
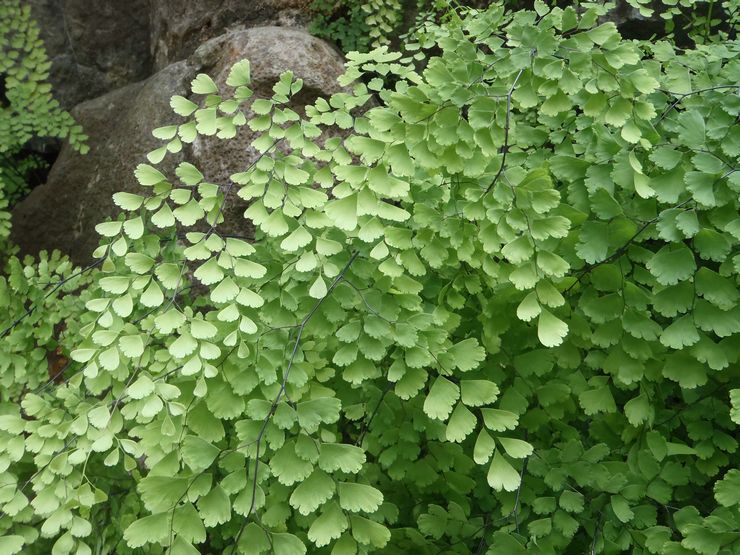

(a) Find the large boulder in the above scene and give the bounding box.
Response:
[11,27,346,264]
[11,61,191,261]
[29,0,153,108]
[149,0,312,70]
[29,0,315,109]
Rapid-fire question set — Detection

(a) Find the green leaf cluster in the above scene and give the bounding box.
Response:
[0,0,87,244]
[1,2,739,554]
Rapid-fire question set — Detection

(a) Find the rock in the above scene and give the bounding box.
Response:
[189,27,347,243]
[600,1,666,43]
[30,0,152,108]
[149,0,312,70]
[29,0,319,108]
[12,27,346,264]
[11,61,192,261]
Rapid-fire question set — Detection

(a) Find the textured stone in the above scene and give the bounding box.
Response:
[600,0,666,42]
[29,0,152,108]
[189,27,346,244]
[12,61,191,260]
[12,27,346,263]
[149,0,312,70]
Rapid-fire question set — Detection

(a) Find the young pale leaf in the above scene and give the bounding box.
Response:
[119,335,144,359]
[318,443,365,474]
[461,380,500,407]
[446,402,477,443]
[325,195,358,231]
[297,397,341,433]
[88,405,111,429]
[481,409,519,432]
[226,59,251,86]
[350,515,391,548]
[140,280,164,308]
[423,377,459,420]
[337,482,383,513]
[497,437,533,459]
[211,277,240,303]
[517,292,541,321]
[474,428,496,465]
[169,332,198,359]
[191,73,218,95]
[487,451,521,492]
[537,309,568,347]
[194,257,224,286]
[113,192,145,211]
[280,226,312,252]
[171,95,198,116]
[197,485,231,527]
[307,502,348,548]
[176,162,204,185]
[309,275,328,299]
[441,338,486,372]
[127,375,155,399]
[271,443,314,486]
[289,470,336,515]
[134,164,167,186]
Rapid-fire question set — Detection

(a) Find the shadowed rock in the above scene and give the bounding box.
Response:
[149,0,312,70]
[29,0,314,109]
[29,0,152,108]
[11,27,346,264]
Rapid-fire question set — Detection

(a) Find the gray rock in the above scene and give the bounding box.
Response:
[30,0,152,108]
[12,61,192,260]
[29,0,319,109]
[11,27,346,264]
[149,0,312,70]
[600,1,666,42]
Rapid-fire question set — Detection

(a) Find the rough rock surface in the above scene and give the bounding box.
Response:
[12,27,346,263]
[149,0,312,70]
[29,0,314,109]
[29,0,152,108]
[189,27,346,242]
[600,0,666,42]
[12,61,191,260]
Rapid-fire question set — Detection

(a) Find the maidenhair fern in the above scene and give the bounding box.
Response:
[0,1,91,421]
[0,252,95,396]
[311,0,739,53]
[0,0,87,242]
[0,0,86,154]
[0,2,739,554]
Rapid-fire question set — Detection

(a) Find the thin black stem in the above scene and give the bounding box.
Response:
[480,66,527,199]
[230,251,359,551]
[0,257,104,339]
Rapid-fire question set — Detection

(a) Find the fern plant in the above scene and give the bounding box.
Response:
[311,0,739,53]
[0,252,95,396]
[0,0,87,243]
[0,2,739,554]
